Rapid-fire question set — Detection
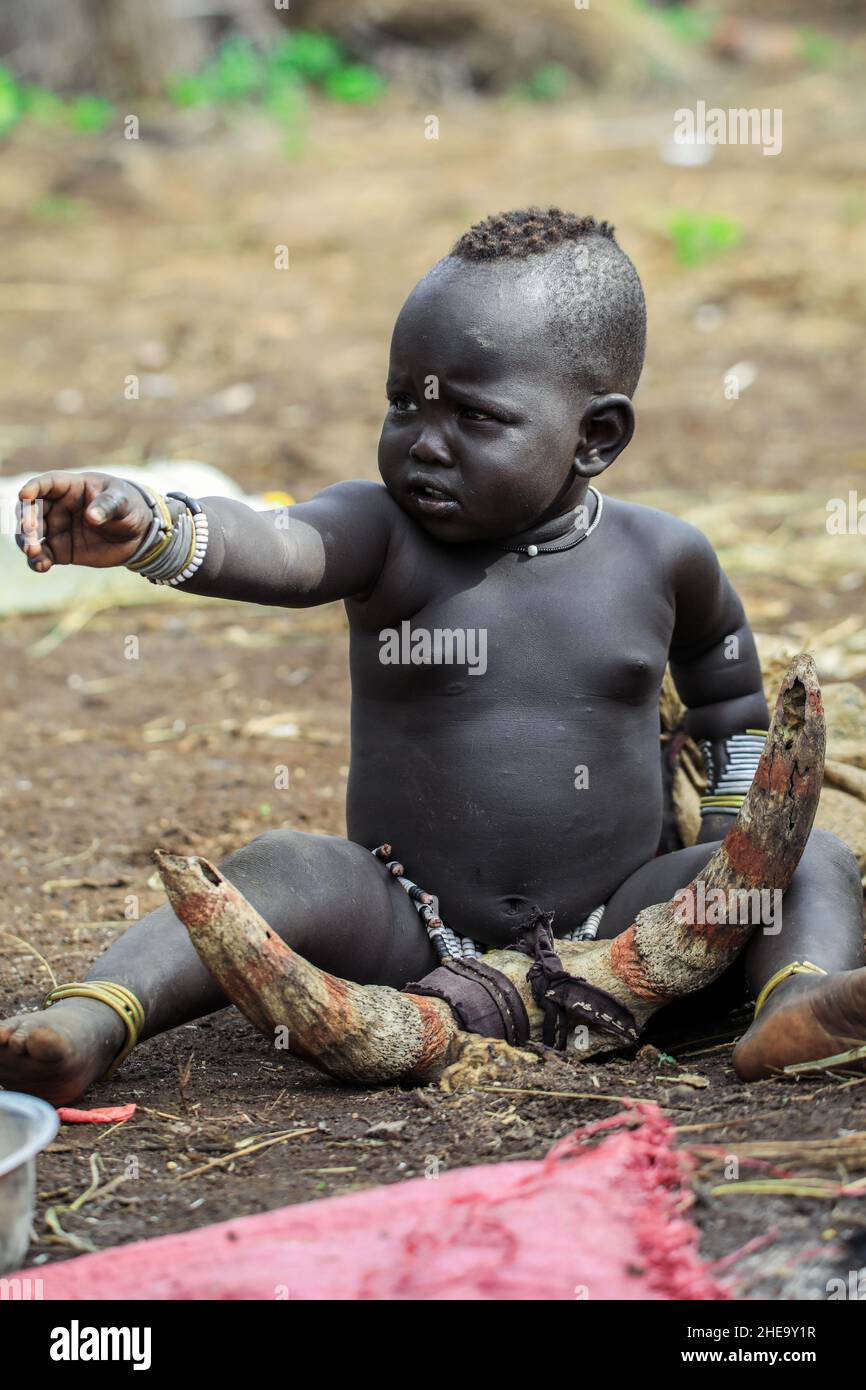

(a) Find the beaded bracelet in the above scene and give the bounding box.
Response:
[699,729,768,817]
[150,491,208,587]
[124,486,209,586]
[125,483,174,571]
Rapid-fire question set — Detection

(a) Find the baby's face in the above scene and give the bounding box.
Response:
[378,260,588,543]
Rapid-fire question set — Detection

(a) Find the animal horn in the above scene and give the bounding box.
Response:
[154,850,461,1084]
[569,653,825,1033]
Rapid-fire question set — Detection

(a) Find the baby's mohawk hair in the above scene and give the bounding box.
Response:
[451,206,616,261]
[448,206,646,398]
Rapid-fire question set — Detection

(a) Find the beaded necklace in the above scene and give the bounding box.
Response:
[500,485,604,557]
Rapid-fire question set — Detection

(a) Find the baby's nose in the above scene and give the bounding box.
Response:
[409,433,453,466]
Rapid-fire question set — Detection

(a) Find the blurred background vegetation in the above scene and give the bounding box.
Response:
[0,0,864,643]
[0,0,860,99]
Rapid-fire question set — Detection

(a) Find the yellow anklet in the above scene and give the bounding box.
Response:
[753,960,827,1019]
[43,981,145,1079]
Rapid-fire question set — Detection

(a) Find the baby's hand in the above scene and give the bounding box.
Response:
[17,472,153,572]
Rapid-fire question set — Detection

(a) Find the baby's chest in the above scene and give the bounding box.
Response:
[359,562,674,703]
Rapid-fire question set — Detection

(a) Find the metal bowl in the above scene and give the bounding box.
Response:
[0,1092,59,1274]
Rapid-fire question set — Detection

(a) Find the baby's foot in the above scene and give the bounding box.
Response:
[0,998,127,1105]
[733,968,866,1080]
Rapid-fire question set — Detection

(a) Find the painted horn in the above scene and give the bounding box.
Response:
[154,849,460,1084]
[567,653,825,1035]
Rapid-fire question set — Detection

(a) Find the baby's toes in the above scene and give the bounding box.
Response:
[18,1021,71,1064]
[0,1016,66,1063]
[0,1014,26,1043]
[4,1023,35,1055]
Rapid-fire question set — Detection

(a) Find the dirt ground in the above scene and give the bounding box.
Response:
[2,58,866,1298]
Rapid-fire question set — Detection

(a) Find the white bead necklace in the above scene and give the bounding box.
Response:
[501,485,604,556]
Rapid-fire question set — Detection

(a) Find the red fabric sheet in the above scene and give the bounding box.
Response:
[22,1103,727,1300]
[56,1105,137,1124]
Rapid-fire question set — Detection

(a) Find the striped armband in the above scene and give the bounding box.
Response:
[699,728,768,817]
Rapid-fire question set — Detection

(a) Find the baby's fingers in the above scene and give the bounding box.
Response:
[23,537,55,572]
[16,509,55,570]
[18,471,83,504]
[15,498,48,561]
[17,496,43,539]
[84,488,132,526]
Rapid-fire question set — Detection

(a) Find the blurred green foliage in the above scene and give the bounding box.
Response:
[271,32,344,84]
[0,15,839,153]
[667,209,743,266]
[67,95,114,133]
[638,2,838,71]
[0,63,115,139]
[21,85,66,126]
[0,30,384,147]
[323,65,385,104]
[30,193,90,224]
[166,32,384,119]
[515,63,571,103]
[798,27,839,68]
[643,2,719,47]
[0,67,20,135]
[167,37,264,105]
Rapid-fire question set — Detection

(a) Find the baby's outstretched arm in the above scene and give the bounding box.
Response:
[18,473,396,609]
[181,481,395,607]
[667,522,770,845]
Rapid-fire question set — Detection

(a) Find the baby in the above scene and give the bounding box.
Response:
[4,207,865,1103]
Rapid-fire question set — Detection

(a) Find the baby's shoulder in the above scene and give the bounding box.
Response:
[322,477,398,517]
[603,496,718,573]
[312,478,416,545]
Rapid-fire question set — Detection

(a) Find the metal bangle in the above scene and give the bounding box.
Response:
[125,482,173,570]
[153,509,209,587]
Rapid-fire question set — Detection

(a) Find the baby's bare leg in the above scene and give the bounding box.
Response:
[598,828,866,1077]
[0,830,432,1103]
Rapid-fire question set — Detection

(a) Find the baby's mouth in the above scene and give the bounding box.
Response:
[416,485,452,501]
[406,477,460,515]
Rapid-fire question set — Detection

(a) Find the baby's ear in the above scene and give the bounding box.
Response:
[574,393,635,477]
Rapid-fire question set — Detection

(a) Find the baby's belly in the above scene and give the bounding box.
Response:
[346,704,665,945]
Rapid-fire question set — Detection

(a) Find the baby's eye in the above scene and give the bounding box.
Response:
[389,394,417,414]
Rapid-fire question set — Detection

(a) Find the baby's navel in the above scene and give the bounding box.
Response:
[501,895,529,915]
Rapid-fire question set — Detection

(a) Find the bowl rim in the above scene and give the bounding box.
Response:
[0,1092,60,1178]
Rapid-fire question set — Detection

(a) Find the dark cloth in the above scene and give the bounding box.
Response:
[508,910,640,1051]
[404,957,530,1046]
[404,911,640,1054]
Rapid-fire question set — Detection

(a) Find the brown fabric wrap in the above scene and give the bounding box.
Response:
[404,958,530,1047]
[510,911,640,1051]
